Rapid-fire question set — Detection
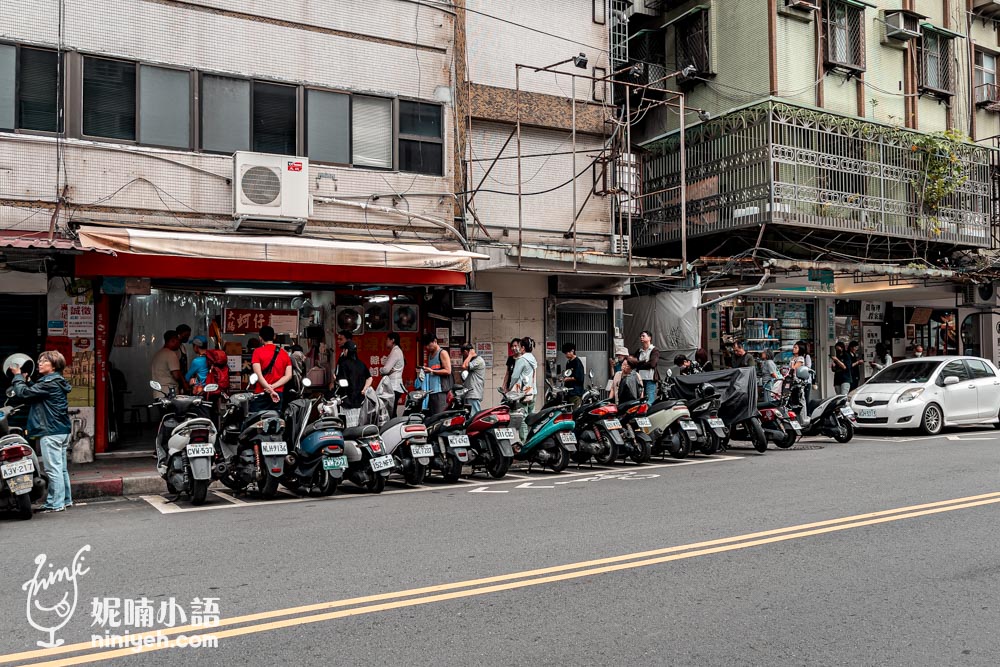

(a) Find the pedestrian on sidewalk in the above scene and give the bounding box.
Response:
[461,343,486,415]
[847,340,863,390]
[502,338,521,392]
[251,325,293,412]
[629,331,660,408]
[175,323,192,378]
[561,343,585,408]
[151,330,183,395]
[421,333,453,417]
[185,336,209,392]
[511,337,538,442]
[10,351,73,513]
[831,342,851,395]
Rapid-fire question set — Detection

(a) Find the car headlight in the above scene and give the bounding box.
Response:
[898,387,925,403]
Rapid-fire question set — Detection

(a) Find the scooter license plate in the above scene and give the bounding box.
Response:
[559,432,577,444]
[789,421,802,431]
[680,421,698,431]
[370,455,395,472]
[6,474,32,494]
[635,418,652,429]
[840,407,855,417]
[185,444,215,458]
[603,419,622,430]
[707,418,725,428]
[411,444,434,458]
[1,460,34,479]
[322,455,348,471]
[495,428,517,440]
[448,435,470,448]
[261,441,287,456]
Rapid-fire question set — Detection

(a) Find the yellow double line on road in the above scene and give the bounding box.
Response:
[7,490,1000,666]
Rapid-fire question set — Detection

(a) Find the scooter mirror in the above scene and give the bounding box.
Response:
[563,369,573,378]
[203,383,219,393]
[302,378,312,387]
[461,370,469,381]
[5,388,14,398]
[588,369,594,378]
[149,380,162,391]
[339,378,349,388]
[248,373,259,385]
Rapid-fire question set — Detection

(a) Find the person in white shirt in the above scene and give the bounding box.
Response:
[379,332,406,415]
[151,330,183,395]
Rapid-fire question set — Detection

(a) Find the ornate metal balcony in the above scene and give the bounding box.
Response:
[632,102,997,254]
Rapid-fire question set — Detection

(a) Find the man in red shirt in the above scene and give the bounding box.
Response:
[251,325,292,412]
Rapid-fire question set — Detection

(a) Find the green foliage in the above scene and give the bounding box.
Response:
[910,129,971,235]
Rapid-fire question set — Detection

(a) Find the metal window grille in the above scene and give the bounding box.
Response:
[919,32,954,97]
[823,1,865,73]
[675,9,709,76]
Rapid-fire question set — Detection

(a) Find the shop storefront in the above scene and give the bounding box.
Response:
[715,296,816,369]
[73,226,486,455]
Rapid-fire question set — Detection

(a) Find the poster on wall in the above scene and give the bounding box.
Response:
[476,342,494,368]
[863,326,881,363]
[861,302,885,324]
[435,327,450,347]
[392,305,419,332]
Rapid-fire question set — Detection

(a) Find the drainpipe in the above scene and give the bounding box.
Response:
[312,196,471,251]
[697,270,771,310]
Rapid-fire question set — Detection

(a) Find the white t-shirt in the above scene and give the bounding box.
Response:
[638,346,655,381]
[151,347,180,392]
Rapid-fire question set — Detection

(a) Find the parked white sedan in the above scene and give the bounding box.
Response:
[851,356,1000,434]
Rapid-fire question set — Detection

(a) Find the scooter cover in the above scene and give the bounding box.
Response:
[671,368,757,424]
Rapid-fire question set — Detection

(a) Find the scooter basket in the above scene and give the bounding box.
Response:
[508,411,525,432]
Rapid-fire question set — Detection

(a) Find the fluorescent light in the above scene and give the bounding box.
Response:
[367,295,390,303]
[225,288,303,297]
[702,287,739,295]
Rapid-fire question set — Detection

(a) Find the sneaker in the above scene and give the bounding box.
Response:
[40,506,65,513]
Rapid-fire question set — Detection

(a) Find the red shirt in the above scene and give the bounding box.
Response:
[251,344,292,394]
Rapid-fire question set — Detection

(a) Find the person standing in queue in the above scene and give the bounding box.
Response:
[561,343,586,407]
[151,330,184,395]
[379,332,406,416]
[460,343,486,415]
[10,351,73,513]
[336,341,372,414]
[251,325,293,412]
[511,337,538,442]
[613,357,643,404]
[847,340,863,390]
[630,331,660,408]
[502,338,521,391]
[175,324,192,379]
[831,342,851,395]
[421,333,453,416]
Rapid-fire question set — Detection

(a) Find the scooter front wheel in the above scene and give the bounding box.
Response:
[775,426,797,449]
[834,419,854,443]
[749,418,768,453]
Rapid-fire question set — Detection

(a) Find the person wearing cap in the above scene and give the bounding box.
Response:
[185,336,210,391]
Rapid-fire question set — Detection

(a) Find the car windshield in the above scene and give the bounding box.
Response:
[867,360,941,384]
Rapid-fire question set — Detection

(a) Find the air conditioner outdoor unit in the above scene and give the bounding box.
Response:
[962,282,1000,307]
[785,0,819,10]
[233,152,311,221]
[884,10,921,40]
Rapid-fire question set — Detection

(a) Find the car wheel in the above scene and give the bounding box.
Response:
[994,406,1000,430]
[921,403,943,436]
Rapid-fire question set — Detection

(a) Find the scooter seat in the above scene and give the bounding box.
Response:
[807,399,823,414]
[617,400,644,412]
[650,399,683,412]
[382,415,421,431]
[526,407,561,426]
[343,424,380,440]
[757,401,778,410]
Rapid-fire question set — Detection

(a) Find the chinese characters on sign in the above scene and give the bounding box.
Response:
[476,342,493,368]
[860,302,885,324]
[223,309,298,335]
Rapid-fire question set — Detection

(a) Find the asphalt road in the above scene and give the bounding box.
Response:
[3,428,1000,666]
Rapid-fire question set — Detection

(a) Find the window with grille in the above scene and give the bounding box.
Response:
[919,30,954,97]
[675,9,710,78]
[975,49,998,106]
[823,0,865,73]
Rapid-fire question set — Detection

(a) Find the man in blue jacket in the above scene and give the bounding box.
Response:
[10,350,73,513]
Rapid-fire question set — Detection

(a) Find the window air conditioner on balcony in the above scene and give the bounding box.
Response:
[884,10,921,40]
[233,152,312,227]
[785,0,819,10]
[962,282,1000,307]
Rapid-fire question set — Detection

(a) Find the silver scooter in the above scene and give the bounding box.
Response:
[362,387,432,486]
[150,380,219,505]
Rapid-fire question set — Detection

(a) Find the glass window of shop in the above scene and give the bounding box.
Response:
[722,298,815,369]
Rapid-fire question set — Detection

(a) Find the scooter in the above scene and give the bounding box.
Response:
[318,379,393,493]
[281,379,344,496]
[758,382,801,449]
[570,386,622,466]
[784,370,856,443]
[500,387,576,472]
[615,399,653,464]
[0,402,46,519]
[150,380,219,505]
[217,374,287,499]
[686,383,728,455]
[449,379,516,479]
[363,387,432,486]
[645,379,701,459]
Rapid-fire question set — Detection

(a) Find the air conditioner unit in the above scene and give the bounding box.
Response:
[612,234,631,255]
[884,10,921,41]
[233,152,311,222]
[962,282,1000,307]
[785,0,819,10]
[450,290,493,313]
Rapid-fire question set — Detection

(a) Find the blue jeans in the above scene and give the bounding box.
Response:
[644,380,658,407]
[40,434,72,509]
[466,399,481,416]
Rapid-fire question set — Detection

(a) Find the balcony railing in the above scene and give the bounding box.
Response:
[975,82,1000,111]
[631,101,997,251]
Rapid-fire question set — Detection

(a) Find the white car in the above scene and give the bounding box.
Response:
[850,356,1000,434]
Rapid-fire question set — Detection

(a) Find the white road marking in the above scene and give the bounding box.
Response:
[469,487,509,494]
[515,482,555,489]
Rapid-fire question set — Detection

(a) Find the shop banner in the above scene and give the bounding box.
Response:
[66,304,95,337]
[224,308,298,334]
[476,342,494,368]
[863,326,881,363]
[861,302,885,324]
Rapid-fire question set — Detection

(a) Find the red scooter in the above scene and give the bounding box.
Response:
[450,386,516,479]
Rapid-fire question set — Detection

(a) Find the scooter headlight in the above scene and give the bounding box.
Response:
[898,387,925,403]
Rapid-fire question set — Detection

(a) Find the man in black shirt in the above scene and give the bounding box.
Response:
[831,342,851,395]
[502,338,521,391]
[562,343,586,407]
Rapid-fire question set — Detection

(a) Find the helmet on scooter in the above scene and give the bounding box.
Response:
[795,366,812,382]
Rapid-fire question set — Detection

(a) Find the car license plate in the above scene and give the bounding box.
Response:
[635,417,652,429]
[859,408,876,419]
[322,455,347,470]
[603,419,622,430]
[411,444,434,458]
[680,420,698,431]
[370,455,395,472]
[495,428,517,440]
[261,441,287,456]
[789,421,802,431]
[1,460,34,479]
[707,418,725,428]
[448,435,470,448]
[559,432,577,444]
[185,444,214,458]
[840,407,855,417]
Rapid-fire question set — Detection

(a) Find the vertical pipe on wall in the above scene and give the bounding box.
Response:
[515,65,523,269]
[768,0,778,95]
[680,93,687,278]
[571,74,578,272]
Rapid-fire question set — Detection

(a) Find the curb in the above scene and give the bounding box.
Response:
[71,475,163,499]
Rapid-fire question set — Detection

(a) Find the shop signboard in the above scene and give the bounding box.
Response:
[48,320,66,336]
[861,302,885,324]
[66,304,94,337]
[863,326,881,363]
[545,340,557,360]
[436,327,450,348]
[224,308,298,334]
[269,314,298,336]
[476,342,493,368]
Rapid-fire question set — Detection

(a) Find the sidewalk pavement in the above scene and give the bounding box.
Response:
[68,455,163,499]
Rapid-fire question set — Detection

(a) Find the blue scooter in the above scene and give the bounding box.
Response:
[499,387,576,472]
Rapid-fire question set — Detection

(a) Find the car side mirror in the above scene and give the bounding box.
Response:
[588,369,594,379]
[5,388,14,398]
[943,375,960,386]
